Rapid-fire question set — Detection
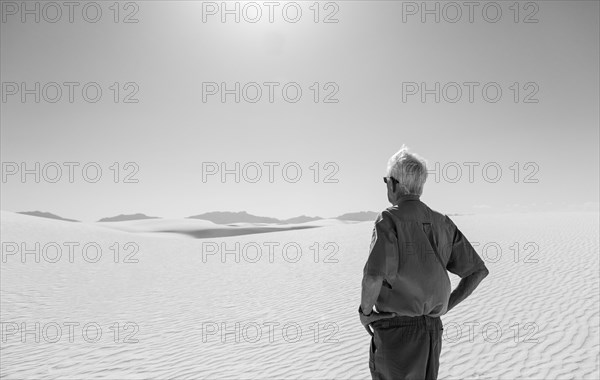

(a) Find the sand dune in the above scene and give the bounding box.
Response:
[1,210,598,379]
[95,216,349,239]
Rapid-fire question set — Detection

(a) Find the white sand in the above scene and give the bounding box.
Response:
[95,217,347,239]
[1,210,598,379]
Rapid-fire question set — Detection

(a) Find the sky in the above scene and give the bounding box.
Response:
[1,0,599,221]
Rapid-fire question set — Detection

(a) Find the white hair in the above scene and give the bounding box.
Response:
[386,144,428,196]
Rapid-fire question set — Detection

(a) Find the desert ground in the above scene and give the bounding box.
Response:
[1,210,598,379]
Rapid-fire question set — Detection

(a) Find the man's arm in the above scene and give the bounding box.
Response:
[444,216,490,313]
[361,274,384,315]
[360,211,397,317]
[447,266,488,313]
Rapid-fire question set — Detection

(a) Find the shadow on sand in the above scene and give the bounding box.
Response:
[158,225,320,239]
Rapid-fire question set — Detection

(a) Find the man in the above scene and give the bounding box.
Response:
[359,145,489,380]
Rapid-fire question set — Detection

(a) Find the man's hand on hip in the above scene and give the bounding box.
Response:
[358,306,396,336]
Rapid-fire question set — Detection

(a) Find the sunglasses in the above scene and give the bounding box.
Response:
[383,176,398,184]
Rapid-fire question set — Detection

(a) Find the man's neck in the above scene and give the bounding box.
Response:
[392,193,420,206]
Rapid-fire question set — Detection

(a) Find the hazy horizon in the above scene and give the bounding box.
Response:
[4,205,598,224]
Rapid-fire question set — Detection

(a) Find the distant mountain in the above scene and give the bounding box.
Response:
[98,213,160,222]
[282,215,323,224]
[336,211,379,221]
[188,211,379,224]
[17,210,381,225]
[17,211,79,222]
[188,211,281,224]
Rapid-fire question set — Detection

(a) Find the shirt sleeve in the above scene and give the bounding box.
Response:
[445,216,487,278]
[363,211,398,278]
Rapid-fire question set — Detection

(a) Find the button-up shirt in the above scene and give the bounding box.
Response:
[362,194,487,320]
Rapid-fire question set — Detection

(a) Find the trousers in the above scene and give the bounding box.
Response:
[369,315,443,380]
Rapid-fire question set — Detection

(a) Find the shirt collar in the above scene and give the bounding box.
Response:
[396,194,420,205]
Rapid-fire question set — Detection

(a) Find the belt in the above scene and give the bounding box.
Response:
[371,315,442,330]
